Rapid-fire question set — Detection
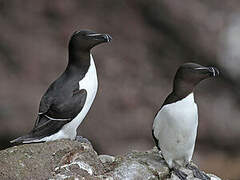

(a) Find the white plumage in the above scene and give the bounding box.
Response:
[153,93,198,168]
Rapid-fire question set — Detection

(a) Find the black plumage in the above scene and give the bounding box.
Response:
[11,30,111,144]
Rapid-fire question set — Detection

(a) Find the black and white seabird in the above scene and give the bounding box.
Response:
[11,30,112,144]
[152,63,219,180]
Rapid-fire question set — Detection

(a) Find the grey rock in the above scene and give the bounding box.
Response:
[112,160,156,180]
[0,140,222,180]
[99,155,115,164]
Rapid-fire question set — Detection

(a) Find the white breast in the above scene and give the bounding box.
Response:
[38,54,98,142]
[153,93,198,168]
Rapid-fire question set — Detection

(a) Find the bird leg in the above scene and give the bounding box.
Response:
[172,167,187,180]
[75,136,91,144]
[186,164,210,180]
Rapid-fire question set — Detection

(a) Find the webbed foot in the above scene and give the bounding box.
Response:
[172,167,187,180]
[186,164,210,180]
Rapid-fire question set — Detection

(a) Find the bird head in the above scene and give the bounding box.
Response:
[69,30,112,51]
[173,62,219,92]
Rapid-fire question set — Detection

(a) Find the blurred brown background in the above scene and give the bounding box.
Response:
[0,0,240,179]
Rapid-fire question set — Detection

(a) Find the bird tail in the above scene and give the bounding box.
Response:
[10,134,41,144]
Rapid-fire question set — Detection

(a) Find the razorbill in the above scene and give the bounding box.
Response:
[152,63,219,180]
[11,30,112,144]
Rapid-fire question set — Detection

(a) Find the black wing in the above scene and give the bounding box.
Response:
[30,88,87,138]
[152,129,161,151]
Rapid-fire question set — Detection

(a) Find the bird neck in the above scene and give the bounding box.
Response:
[67,49,90,72]
[173,79,194,100]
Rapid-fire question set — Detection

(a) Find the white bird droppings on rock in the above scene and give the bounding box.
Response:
[56,161,93,175]
[98,154,115,164]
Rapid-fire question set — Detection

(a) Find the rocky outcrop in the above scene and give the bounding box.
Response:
[0,139,221,180]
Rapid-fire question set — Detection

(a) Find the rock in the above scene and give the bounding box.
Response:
[0,139,222,180]
[208,174,222,180]
[98,155,115,164]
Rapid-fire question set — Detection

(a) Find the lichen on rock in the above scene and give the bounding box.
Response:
[0,139,221,180]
